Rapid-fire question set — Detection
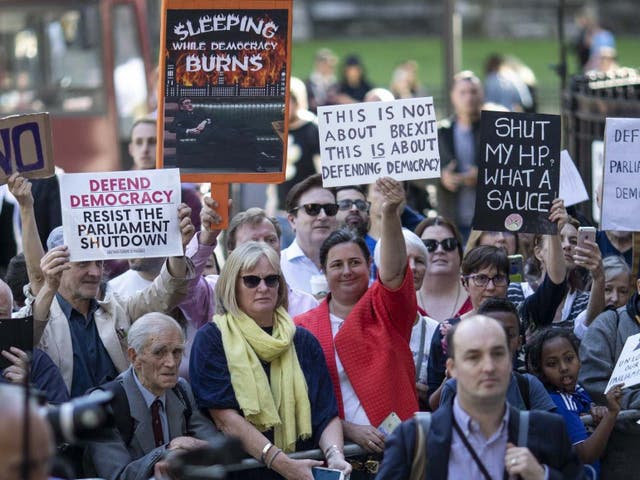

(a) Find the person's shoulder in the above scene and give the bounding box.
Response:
[294,325,322,346]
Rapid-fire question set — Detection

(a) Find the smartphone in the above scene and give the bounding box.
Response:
[577,226,596,248]
[508,254,524,284]
[378,411,402,436]
[312,467,345,480]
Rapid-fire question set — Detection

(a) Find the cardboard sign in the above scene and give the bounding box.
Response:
[317,97,440,188]
[157,0,292,186]
[0,113,54,185]
[559,150,589,207]
[59,169,183,261]
[605,332,640,394]
[601,118,640,231]
[473,111,561,234]
[0,316,33,371]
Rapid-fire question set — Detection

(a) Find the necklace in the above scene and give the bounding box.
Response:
[418,281,462,319]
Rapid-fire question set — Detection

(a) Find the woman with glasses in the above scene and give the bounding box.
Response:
[295,177,419,461]
[189,242,351,479]
[414,216,472,322]
[426,198,570,410]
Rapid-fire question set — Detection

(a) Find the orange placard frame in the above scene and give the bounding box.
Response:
[157,0,292,227]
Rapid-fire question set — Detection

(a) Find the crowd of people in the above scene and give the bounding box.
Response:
[0,32,637,480]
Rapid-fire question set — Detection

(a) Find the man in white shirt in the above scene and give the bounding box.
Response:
[280,173,338,294]
[107,257,166,298]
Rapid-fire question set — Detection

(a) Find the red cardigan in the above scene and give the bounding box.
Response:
[294,268,419,426]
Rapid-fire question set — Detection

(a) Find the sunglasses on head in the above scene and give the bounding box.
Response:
[422,237,458,253]
[337,199,370,212]
[241,274,280,289]
[290,203,339,217]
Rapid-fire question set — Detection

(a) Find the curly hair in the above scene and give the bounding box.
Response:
[525,327,581,381]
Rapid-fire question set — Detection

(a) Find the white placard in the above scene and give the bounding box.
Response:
[317,97,440,187]
[605,332,640,394]
[601,118,640,231]
[559,150,589,207]
[60,169,183,261]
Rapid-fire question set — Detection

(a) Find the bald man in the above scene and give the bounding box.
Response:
[0,384,55,480]
[378,315,583,479]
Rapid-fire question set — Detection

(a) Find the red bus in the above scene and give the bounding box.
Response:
[0,0,155,172]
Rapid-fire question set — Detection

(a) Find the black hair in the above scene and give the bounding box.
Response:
[461,245,509,277]
[284,173,328,214]
[331,184,367,197]
[445,322,459,359]
[525,327,581,380]
[319,228,370,270]
[478,296,524,339]
[414,215,464,260]
[5,253,27,307]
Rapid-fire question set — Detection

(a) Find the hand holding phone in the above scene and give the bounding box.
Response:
[577,226,596,249]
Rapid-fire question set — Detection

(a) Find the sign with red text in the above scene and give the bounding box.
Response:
[473,110,561,234]
[605,332,640,394]
[0,113,54,185]
[601,118,640,231]
[318,97,440,188]
[59,169,183,261]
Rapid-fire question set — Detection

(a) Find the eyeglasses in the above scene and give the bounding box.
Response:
[422,237,458,253]
[290,203,339,217]
[337,199,370,212]
[464,273,509,287]
[241,274,280,289]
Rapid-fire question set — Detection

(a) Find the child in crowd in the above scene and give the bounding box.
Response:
[527,328,623,479]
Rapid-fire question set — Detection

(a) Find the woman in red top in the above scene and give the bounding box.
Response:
[295,177,418,455]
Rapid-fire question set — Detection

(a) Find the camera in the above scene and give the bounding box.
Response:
[43,390,114,444]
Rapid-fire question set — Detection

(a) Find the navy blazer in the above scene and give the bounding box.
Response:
[376,402,585,480]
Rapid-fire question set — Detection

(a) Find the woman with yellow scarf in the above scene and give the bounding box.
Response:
[190,241,351,479]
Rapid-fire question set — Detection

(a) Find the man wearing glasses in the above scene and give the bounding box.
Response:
[281,174,339,295]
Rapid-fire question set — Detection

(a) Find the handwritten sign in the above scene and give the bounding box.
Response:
[317,97,440,188]
[60,169,183,261]
[601,118,640,231]
[605,332,640,393]
[559,150,589,207]
[473,111,560,234]
[0,113,54,185]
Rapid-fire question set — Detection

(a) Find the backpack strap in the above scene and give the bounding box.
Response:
[517,410,529,448]
[410,412,431,480]
[172,381,193,434]
[513,372,531,410]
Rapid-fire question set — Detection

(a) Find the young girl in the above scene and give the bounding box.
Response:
[526,328,623,479]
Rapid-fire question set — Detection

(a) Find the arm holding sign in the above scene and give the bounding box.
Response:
[32,246,70,344]
[545,198,568,285]
[7,174,45,294]
[166,203,196,278]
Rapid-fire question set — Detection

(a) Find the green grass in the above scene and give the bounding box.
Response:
[291,36,640,114]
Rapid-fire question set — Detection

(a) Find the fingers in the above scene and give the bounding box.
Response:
[41,246,71,276]
[200,196,222,229]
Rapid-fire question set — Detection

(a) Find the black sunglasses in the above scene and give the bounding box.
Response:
[337,199,370,212]
[241,274,280,289]
[422,237,458,253]
[290,203,339,217]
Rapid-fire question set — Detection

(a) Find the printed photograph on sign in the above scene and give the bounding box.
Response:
[473,110,561,235]
[162,9,288,175]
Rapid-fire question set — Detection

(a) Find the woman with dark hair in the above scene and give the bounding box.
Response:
[414,215,471,322]
[426,198,569,409]
[295,177,418,456]
[189,242,351,479]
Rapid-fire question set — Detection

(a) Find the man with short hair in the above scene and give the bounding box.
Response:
[0,384,55,480]
[281,173,338,294]
[180,201,318,325]
[107,257,166,298]
[86,312,219,480]
[377,315,583,479]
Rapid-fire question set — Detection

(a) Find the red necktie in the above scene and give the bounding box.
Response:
[151,398,164,447]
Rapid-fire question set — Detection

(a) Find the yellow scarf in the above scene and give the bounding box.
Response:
[215,306,312,452]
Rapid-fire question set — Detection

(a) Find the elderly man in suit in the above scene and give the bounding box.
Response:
[377,315,584,480]
[86,312,218,480]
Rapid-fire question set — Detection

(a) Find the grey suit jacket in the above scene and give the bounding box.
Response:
[86,367,219,480]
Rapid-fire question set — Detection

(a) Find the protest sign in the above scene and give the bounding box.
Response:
[158,0,291,186]
[317,97,440,188]
[601,118,640,231]
[60,169,183,261]
[0,316,33,370]
[473,110,561,234]
[559,150,589,207]
[605,332,640,394]
[591,140,605,224]
[0,113,54,185]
